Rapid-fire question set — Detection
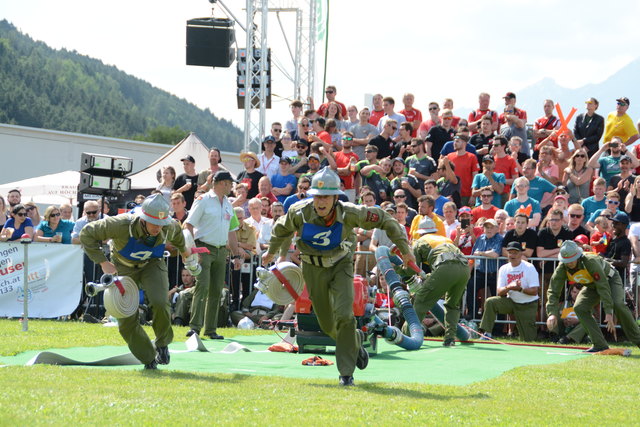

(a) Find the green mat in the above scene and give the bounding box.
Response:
[0,335,586,385]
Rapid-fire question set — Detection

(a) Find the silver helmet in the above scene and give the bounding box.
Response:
[137,194,172,226]
[307,167,345,196]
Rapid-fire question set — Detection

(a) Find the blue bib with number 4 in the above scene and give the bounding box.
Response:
[118,237,166,262]
[300,222,343,251]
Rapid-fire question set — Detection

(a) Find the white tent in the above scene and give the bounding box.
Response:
[128,132,239,189]
[0,170,79,204]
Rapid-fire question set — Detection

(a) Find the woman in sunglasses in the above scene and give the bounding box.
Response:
[563,148,593,204]
[35,206,75,244]
[0,204,34,242]
[24,201,42,229]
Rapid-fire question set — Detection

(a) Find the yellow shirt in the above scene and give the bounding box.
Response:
[604,112,638,143]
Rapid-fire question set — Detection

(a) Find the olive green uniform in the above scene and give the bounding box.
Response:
[268,200,411,376]
[401,237,470,342]
[80,214,186,364]
[547,254,640,349]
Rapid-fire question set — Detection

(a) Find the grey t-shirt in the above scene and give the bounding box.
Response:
[349,122,380,159]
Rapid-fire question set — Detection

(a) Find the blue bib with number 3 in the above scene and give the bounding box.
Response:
[118,237,166,262]
[300,222,343,251]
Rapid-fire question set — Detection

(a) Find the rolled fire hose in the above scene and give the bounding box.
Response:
[85,274,139,318]
[373,246,424,350]
[254,262,305,305]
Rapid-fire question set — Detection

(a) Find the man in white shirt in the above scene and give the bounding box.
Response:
[478,241,540,341]
[184,171,243,340]
[257,136,281,179]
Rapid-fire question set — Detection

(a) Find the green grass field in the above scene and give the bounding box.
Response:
[1,319,639,426]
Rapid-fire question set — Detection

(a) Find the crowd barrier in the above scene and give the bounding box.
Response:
[4,241,638,332]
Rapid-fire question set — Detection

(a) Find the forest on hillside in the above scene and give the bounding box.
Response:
[0,20,242,150]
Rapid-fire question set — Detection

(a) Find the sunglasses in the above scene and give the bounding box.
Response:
[602,215,612,220]
[325,90,335,94]
[481,194,493,198]
[299,186,310,191]
[364,150,375,154]
[428,107,438,111]
[301,123,310,127]
[273,129,282,133]
[606,200,620,205]
[26,206,36,211]
[574,154,586,158]
[617,102,628,106]
[569,214,583,218]
[391,127,398,131]
[342,137,353,141]
[296,145,307,149]
[394,194,406,198]
[50,213,61,218]
[15,212,27,217]
[442,116,453,120]
[85,210,99,215]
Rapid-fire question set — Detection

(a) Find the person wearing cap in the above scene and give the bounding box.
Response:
[604,211,632,278]
[604,97,639,147]
[237,151,264,199]
[547,240,640,352]
[271,157,297,204]
[399,216,469,347]
[300,152,322,180]
[79,194,192,369]
[467,218,503,318]
[173,155,199,209]
[472,157,506,208]
[197,148,227,192]
[499,92,527,129]
[289,139,311,177]
[478,241,540,341]
[446,133,480,207]
[262,167,415,386]
[573,97,605,158]
[184,170,244,340]
[334,131,360,202]
[257,136,281,180]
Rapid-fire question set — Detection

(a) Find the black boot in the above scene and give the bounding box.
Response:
[339,375,354,386]
[156,346,170,364]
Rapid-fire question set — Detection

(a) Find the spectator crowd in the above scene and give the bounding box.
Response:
[3,87,640,344]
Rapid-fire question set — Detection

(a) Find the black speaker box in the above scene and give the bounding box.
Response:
[186,17,235,67]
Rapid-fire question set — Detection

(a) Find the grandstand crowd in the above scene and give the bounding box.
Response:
[3,87,640,345]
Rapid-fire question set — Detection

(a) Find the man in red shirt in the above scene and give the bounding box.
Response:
[316,85,347,117]
[533,99,561,146]
[492,135,519,198]
[446,134,480,207]
[471,187,500,224]
[418,102,441,139]
[442,98,461,128]
[400,93,423,137]
[369,93,385,126]
[499,92,527,128]
[468,92,499,134]
[309,117,332,146]
[335,131,360,202]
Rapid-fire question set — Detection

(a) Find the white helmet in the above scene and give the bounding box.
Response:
[137,194,172,226]
[237,317,256,330]
[417,216,437,235]
[307,167,345,196]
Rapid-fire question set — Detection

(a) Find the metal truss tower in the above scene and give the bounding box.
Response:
[240,0,318,153]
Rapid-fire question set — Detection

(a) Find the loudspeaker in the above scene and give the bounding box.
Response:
[186,18,235,68]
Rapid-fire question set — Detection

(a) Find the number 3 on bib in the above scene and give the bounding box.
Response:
[312,230,332,247]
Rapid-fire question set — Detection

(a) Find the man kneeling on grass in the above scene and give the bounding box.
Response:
[478,241,539,341]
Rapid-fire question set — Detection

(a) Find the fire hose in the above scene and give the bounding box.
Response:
[85,274,139,319]
[369,246,424,350]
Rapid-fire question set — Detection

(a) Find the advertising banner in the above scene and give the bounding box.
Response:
[0,243,83,318]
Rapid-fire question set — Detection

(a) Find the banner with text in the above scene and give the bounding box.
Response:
[0,243,83,318]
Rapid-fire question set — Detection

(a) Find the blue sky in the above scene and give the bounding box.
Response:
[3,0,640,129]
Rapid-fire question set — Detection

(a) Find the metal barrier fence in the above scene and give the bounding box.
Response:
[84,249,639,329]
